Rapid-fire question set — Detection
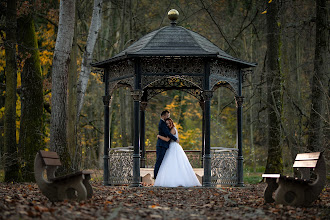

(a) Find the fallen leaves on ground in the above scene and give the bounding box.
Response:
[0,182,329,219]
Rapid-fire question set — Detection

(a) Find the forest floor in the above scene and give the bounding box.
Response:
[0,181,329,220]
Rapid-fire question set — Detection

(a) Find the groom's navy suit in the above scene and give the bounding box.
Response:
[154,119,177,179]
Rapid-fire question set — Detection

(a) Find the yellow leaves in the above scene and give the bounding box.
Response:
[0,107,4,118]
[17,72,21,88]
[39,50,53,67]
[91,72,103,85]
[262,0,273,14]
[0,48,5,73]
[178,127,202,150]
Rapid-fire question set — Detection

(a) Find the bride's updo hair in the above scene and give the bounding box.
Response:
[165,118,175,129]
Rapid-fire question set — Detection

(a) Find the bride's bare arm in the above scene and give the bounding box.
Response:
[170,128,179,143]
[157,135,170,142]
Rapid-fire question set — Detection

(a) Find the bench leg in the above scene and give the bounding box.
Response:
[58,181,87,201]
[83,174,93,199]
[274,180,305,206]
[304,155,327,206]
[264,178,278,203]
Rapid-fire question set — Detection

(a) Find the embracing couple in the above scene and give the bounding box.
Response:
[153,110,201,187]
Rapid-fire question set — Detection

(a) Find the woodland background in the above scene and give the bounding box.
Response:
[0,0,329,182]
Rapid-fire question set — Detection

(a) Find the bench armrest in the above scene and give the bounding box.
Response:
[262,174,281,178]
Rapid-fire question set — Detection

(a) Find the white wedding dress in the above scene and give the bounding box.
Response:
[154,127,201,187]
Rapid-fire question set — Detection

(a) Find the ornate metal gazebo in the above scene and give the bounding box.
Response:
[91,10,256,187]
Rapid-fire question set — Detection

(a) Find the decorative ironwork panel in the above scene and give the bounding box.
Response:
[210,60,240,95]
[185,151,202,168]
[109,148,133,185]
[109,60,134,80]
[211,148,238,186]
[140,57,204,89]
[107,60,135,94]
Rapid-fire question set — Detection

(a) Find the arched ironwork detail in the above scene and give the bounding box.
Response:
[143,76,202,101]
[144,87,202,101]
[210,60,240,95]
[211,81,238,95]
[109,79,134,96]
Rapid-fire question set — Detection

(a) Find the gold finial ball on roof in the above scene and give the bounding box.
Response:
[168,9,179,21]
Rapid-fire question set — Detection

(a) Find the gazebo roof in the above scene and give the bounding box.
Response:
[91,24,256,68]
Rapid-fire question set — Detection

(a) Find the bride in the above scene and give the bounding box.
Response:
[154,118,201,187]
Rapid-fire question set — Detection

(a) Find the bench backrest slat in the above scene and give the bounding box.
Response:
[39,150,62,166]
[293,160,318,168]
[295,152,320,161]
[43,158,62,166]
[39,150,60,159]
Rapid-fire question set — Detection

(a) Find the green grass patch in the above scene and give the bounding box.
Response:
[244,172,263,184]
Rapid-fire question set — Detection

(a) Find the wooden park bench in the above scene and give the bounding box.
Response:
[34,150,93,202]
[262,152,326,206]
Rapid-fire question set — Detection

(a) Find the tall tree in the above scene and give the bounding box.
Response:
[17,12,44,182]
[119,0,129,147]
[4,0,19,182]
[76,0,103,116]
[67,2,79,170]
[264,0,283,174]
[307,0,328,152]
[50,0,75,173]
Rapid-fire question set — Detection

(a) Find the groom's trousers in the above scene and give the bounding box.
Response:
[154,146,167,179]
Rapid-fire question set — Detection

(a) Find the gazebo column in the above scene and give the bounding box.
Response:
[202,91,213,187]
[236,69,244,187]
[131,59,142,187]
[131,90,142,187]
[103,68,111,186]
[199,100,205,168]
[140,101,148,168]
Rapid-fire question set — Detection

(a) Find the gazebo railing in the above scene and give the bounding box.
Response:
[108,147,238,186]
[211,147,238,186]
[109,147,133,185]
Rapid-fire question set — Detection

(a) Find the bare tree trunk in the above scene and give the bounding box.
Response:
[265,0,283,174]
[308,0,328,152]
[77,0,103,116]
[102,0,112,58]
[249,29,256,173]
[4,0,19,182]
[217,89,221,140]
[294,30,303,148]
[119,88,128,147]
[50,0,75,173]
[67,3,79,171]
[17,15,44,182]
[119,0,128,147]
[119,0,126,51]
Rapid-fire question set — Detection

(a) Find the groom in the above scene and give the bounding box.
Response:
[154,110,178,179]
